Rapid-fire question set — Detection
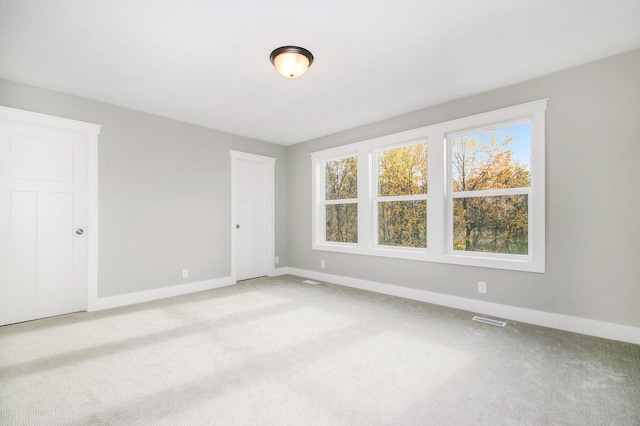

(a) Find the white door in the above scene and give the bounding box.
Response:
[0,120,88,325]
[231,151,275,281]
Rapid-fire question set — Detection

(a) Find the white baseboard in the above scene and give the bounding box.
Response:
[270,267,291,277]
[88,276,236,312]
[287,267,640,345]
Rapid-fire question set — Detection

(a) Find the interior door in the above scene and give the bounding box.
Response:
[235,158,268,281]
[0,121,88,325]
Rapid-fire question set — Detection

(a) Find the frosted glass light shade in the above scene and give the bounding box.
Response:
[270,46,314,79]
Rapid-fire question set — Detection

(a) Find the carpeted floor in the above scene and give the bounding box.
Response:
[1,275,639,425]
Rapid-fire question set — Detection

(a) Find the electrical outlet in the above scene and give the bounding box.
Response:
[275,256,280,264]
[478,281,487,294]
[320,260,326,269]
[182,269,189,279]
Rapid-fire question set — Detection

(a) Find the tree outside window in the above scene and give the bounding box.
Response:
[324,156,357,243]
[376,142,427,248]
[451,123,531,254]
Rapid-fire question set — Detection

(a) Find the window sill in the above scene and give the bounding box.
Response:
[312,243,544,273]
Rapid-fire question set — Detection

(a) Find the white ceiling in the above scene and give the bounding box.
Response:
[1,1,640,145]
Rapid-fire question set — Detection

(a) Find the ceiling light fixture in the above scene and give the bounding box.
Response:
[269,46,314,79]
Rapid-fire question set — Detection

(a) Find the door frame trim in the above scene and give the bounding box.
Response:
[229,150,276,282]
[0,105,101,311]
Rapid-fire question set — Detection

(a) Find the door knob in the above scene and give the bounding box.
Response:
[76,228,84,235]
[236,224,240,229]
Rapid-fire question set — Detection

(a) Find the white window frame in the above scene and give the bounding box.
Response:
[311,99,547,272]
[446,118,533,262]
[313,150,359,251]
[372,140,429,252]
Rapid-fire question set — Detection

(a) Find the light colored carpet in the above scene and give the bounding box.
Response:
[1,275,639,425]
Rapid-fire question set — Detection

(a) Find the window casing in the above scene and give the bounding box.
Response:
[311,100,547,272]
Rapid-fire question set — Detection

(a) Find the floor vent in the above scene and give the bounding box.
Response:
[302,280,319,285]
[472,316,507,327]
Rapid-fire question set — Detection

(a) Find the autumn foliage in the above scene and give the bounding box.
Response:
[451,129,530,254]
[325,157,357,243]
[377,143,428,248]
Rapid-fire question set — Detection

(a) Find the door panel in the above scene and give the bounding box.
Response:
[47,192,74,292]
[11,134,74,181]
[9,191,38,295]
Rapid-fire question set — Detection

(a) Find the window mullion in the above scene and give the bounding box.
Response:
[427,131,445,258]
[358,145,371,249]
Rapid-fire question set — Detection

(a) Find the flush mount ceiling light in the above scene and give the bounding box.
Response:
[269,46,314,79]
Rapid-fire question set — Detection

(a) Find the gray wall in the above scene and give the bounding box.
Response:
[288,49,640,328]
[0,79,288,297]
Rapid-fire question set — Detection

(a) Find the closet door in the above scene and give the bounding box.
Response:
[0,118,89,325]
[230,150,275,282]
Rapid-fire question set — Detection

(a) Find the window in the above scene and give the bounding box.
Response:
[311,100,546,272]
[375,142,428,248]
[449,123,531,256]
[322,155,357,244]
